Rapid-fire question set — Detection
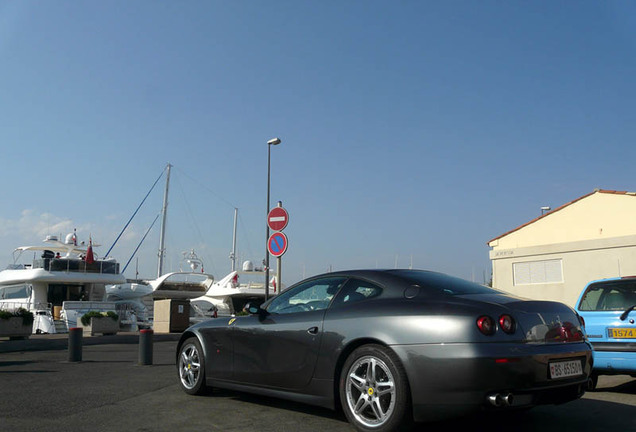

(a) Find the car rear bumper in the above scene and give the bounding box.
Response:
[391,341,592,422]
[591,347,636,375]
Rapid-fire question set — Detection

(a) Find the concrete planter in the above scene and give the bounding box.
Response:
[0,317,32,339]
[82,316,119,336]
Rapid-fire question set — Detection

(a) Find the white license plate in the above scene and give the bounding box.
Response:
[549,360,583,379]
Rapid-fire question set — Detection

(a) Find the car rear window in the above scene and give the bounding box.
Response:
[579,279,636,311]
[390,270,497,296]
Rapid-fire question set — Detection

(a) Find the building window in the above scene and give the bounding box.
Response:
[513,259,563,285]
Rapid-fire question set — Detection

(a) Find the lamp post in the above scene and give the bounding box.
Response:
[265,137,281,300]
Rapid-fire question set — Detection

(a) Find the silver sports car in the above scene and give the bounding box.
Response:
[177,269,592,431]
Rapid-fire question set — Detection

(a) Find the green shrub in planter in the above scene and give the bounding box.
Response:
[0,308,34,326]
[81,311,119,326]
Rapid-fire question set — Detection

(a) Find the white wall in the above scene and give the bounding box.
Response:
[490,235,636,307]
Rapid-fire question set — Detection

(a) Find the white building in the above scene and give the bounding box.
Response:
[488,189,636,307]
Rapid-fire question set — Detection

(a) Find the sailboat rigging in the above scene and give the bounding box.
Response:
[105,164,279,323]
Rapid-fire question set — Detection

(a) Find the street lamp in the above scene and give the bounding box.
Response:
[541,206,551,215]
[265,137,281,300]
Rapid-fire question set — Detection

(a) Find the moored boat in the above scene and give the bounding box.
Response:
[190,260,282,318]
[0,232,127,333]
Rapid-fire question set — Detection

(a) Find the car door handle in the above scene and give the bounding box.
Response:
[307,326,319,335]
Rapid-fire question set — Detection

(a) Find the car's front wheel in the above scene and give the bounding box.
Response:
[178,337,208,395]
[339,344,411,432]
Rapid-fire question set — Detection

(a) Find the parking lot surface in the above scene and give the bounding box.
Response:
[1,335,635,432]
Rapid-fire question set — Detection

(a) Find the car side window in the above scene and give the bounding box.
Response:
[266,277,347,314]
[331,278,382,307]
[579,287,603,311]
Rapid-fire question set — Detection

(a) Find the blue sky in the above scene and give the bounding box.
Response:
[1,1,635,285]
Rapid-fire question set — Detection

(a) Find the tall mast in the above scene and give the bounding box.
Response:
[230,208,238,272]
[157,163,171,277]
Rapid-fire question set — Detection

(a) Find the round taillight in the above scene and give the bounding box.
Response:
[499,314,515,334]
[477,316,496,335]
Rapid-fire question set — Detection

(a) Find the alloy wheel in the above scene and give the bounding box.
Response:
[179,342,202,390]
[345,354,396,428]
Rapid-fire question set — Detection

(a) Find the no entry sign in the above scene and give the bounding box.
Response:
[268,232,288,257]
[268,207,289,231]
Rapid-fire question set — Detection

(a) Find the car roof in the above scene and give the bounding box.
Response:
[584,276,636,286]
[306,269,494,296]
[310,269,440,285]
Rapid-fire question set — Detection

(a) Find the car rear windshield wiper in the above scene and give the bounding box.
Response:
[619,304,636,321]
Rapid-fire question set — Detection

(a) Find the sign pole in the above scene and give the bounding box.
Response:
[277,256,281,294]
[265,146,271,300]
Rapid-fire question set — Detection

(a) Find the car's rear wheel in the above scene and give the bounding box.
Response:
[178,337,208,395]
[339,344,411,432]
[587,373,599,391]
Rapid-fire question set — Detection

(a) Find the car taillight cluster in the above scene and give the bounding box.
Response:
[577,314,585,329]
[549,322,584,342]
[477,314,516,336]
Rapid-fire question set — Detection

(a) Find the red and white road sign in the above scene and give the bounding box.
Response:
[267,207,289,231]
[268,232,288,257]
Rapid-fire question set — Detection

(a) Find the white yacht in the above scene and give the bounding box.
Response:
[190,260,282,318]
[105,250,214,326]
[106,259,280,323]
[0,232,126,334]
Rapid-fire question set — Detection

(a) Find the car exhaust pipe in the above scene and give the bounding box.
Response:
[487,393,503,407]
[487,392,514,407]
[502,393,514,406]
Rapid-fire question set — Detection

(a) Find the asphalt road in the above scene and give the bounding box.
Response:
[0,337,635,432]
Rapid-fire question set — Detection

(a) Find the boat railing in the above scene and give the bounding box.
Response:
[63,301,118,313]
[33,258,120,275]
[241,281,266,290]
[0,301,29,312]
[0,301,51,312]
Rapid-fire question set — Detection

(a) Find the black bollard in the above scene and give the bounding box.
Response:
[68,327,83,362]
[139,329,154,365]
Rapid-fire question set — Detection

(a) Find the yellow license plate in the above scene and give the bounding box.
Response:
[608,328,636,338]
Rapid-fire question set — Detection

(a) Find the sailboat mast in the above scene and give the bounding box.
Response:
[230,208,238,272]
[157,163,172,277]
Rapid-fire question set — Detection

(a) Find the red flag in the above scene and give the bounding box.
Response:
[270,276,277,293]
[86,237,95,264]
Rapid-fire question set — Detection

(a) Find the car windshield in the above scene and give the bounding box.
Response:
[578,279,636,311]
[391,270,497,296]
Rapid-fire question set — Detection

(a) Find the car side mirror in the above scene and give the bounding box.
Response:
[245,302,268,319]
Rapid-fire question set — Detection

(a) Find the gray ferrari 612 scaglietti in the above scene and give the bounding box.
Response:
[176,269,592,432]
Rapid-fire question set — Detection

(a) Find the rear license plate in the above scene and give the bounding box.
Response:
[549,360,583,379]
[608,328,636,339]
